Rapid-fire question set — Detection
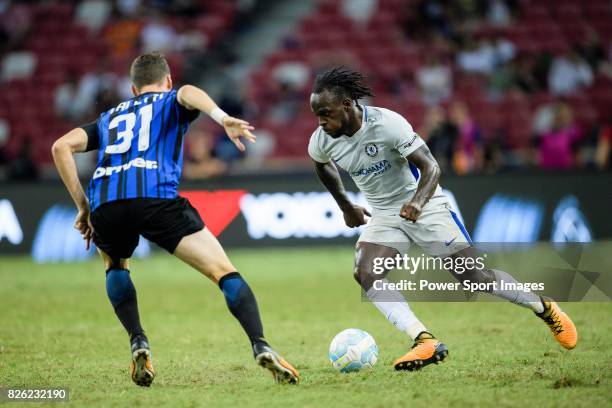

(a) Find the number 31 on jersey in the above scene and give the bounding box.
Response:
[105,104,153,154]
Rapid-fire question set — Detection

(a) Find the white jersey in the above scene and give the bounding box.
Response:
[308,106,441,215]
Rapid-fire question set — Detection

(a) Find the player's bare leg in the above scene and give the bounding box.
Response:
[98,250,155,387]
[355,242,448,371]
[446,246,577,349]
[173,227,299,384]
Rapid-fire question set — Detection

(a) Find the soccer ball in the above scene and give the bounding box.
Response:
[329,328,378,373]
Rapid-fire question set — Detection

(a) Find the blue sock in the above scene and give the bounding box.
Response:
[219,272,265,346]
[106,268,144,340]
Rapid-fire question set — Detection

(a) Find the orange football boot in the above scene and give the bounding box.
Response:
[130,335,155,387]
[254,343,300,384]
[535,296,578,350]
[394,332,448,371]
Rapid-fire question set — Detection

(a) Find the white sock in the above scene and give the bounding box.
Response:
[365,279,428,340]
[489,269,545,313]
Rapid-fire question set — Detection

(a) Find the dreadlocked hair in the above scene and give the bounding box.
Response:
[313,66,374,101]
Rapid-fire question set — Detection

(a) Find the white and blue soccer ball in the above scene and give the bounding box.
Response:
[329,328,378,373]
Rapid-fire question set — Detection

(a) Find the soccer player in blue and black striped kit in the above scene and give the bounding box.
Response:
[52,52,299,386]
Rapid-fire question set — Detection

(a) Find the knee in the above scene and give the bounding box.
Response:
[205,261,236,283]
[106,268,135,305]
[353,264,379,291]
[102,256,129,271]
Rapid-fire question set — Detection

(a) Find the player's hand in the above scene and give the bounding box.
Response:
[222,116,256,152]
[341,204,371,228]
[400,201,422,222]
[74,208,93,250]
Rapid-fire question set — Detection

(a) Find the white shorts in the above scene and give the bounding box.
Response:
[357,192,472,257]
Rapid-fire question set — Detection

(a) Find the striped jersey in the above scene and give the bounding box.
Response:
[81,89,199,211]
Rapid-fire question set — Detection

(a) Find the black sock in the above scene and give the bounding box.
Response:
[219,272,266,346]
[106,268,144,339]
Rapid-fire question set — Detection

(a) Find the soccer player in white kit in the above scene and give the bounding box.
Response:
[308,67,578,371]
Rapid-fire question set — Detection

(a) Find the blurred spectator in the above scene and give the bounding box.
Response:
[489,56,535,96]
[456,38,496,74]
[486,0,512,26]
[416,55,452,105]
[273,61,310,91]
[341,0,378,26]
[267,81,303,124]
[532,101,556,136]
[0,2,33,53]
[79,65,117,115]
[512,55,540,93]
[104,12,143,58]
[491,36,516,66]
[241,129,276,168]
[183,129,227,179]
[267,62,308,124]
[75,0,112,33]
[116,0,142,17]
[539,103,581,170]
[576,29,606,71]
[96,84,121,113]
[1,51,36,81]
[481,131,504,173]
[457,36,516,75]
[141,14,177,53]
[449,102,483,174]
[7,139,38,181]
[418,0,455,39]
[54,73,80,121]
[177,28,208,53]
[548,50,593,96]
[211,99,248,163]
[115,75,135,100]
[73,75,100,119]
[488,62,515,96]
[418,106,457,173]
[55,66,118,122]
[530,53,553,89]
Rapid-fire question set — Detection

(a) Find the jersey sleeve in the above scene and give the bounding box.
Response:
[171,89,200,124]
[388,112,424,158]
[80,120,100,152]
[308,129,331,163]
[178,104,200,124]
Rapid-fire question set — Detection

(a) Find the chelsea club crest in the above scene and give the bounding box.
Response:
[365,143,378,157]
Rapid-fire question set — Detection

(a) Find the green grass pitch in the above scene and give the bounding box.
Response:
[1,246,611,407]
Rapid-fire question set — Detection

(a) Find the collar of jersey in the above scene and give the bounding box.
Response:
[131,90,170,101]
[345,104,368,139]
[138,91,158,96]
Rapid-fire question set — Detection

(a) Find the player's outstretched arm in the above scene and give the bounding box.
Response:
[51,128,93,248]
[177,84,256,151]
[401,145,441,221]
[313,160,370,227]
